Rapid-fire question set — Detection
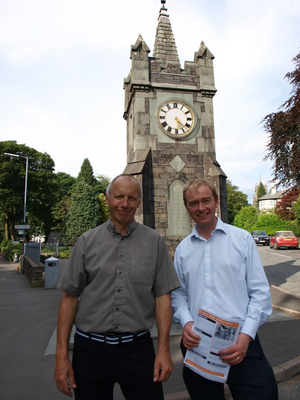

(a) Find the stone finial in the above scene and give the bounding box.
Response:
[131,34,150,53]
[130,34,150,60]
[153,1,180,71]
[195,41,215,60]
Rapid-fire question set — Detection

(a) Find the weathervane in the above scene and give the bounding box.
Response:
[161,0,166,6]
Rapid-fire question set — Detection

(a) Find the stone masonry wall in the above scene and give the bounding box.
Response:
[24,256,45,288]
[148,143,206,256]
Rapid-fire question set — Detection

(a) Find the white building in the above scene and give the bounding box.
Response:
[258,184,287,211]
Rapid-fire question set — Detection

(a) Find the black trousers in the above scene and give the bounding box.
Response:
[72,331,164,400]
[181,335,278,400]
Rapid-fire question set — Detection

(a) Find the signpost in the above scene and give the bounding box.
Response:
[15,225,31,230]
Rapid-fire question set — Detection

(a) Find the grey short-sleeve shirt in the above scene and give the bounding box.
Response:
[57,219,180,333]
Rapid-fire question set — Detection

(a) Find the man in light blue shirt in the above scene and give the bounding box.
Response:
[171,179,278,400]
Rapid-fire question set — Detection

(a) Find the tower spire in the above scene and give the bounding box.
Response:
[153,0,180,71]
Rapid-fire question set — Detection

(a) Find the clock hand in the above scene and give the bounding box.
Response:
[175,116,184,129]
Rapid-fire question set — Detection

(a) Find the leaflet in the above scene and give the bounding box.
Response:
[184,308,242,383]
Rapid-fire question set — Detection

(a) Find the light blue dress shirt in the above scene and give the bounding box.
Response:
[171,218,272,339]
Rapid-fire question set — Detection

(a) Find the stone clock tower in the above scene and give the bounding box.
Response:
[123,0,227,255]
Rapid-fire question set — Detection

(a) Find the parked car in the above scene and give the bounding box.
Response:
[251,230,270,246]
[269,231,299,250]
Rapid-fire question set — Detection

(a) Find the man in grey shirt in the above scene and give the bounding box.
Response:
[55,174,180,399]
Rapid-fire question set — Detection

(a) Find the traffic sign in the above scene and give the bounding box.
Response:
[15,225,31,230]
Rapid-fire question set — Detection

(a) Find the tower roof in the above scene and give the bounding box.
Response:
[131,34,150,56]
[153,0,180,70]
[195,41,215,60]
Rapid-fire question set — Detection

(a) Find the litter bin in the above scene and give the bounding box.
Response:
[44,256,59,289]
[13,253,20,263]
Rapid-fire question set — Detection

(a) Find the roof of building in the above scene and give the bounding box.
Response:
[258,190,286,201]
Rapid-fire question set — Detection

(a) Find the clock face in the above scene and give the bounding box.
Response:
[157,100,195,139]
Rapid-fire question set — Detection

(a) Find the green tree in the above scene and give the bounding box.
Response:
[262,51,300,186]
[65,181,102,244]
[56,172,76,197]
[253,182,267,209]
[77,158,97,186]
[96,174,111,194]
[51,195,72,233]
[51,172,76,233]
[291,196,300,235]
[0,141,57,240]
[226,180,249,225]
[234,206,258,231]
[293,195,300,223]
[64,159,110,243]
[257,182,267,199]
[0,213,6,243]
[99,193,110,223]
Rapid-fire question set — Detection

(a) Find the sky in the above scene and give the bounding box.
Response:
[1,0,299,203]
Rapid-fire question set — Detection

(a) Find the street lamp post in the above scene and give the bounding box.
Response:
[4,153,29,268]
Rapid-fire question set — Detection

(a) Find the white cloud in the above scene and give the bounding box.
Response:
[0,0,158,65]
[1,0,300,203]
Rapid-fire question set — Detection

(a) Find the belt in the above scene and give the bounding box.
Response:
[76,327,149,345]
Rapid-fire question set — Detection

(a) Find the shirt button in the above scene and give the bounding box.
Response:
[117,289,121,292]
[120,254,123,257]
[116,307,119,311]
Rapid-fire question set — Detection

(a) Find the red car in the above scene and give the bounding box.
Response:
[270,231,299,250]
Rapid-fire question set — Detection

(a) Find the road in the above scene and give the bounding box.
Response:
[257,245,300,298]
[278,374,300,400]
[257,245,300,400]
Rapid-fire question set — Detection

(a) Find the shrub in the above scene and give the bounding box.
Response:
[59,247,72,259]
[0,240,22,261]
[234,206,258,231]
[252,213,287,236]
[285,220,300,236]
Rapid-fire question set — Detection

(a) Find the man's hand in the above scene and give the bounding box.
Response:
[154,294,173,382]
[182,321,201,349]
[153,348,173,382]
[219,333,251,365]
[55,355,77,397]
[55,293,78,396]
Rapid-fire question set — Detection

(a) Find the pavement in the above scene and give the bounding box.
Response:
[1,257,300,400]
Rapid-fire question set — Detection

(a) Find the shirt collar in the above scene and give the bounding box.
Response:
[107,218,137,236]
[191,217,228,240]
[214,217,228,235]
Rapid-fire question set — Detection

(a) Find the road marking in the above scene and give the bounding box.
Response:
[258,248,294,259]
